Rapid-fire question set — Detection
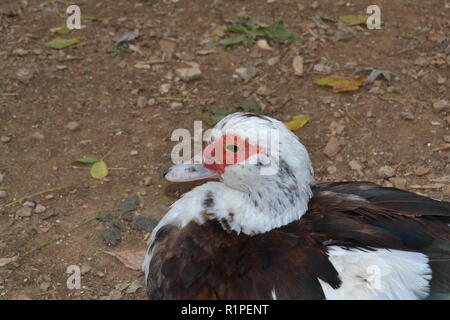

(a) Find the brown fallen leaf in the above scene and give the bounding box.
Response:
[445,115,450,126]
[414,167,430,176]
[104,249,146,271]
[429,175,450,183]
[324,135,341,158]
[432,144,450,152]
[0,256,18,267]
[339,15,369,26]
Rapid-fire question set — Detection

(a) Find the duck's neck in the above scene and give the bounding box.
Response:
[159,173,313,236]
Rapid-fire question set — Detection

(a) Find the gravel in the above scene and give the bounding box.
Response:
[400,111,415,121]
[34,204,46,214]
[0,136,11,143]
[378,165,395,178]
[65,121,80,131]
[16,206,32,217]
[137,96,147,108]
[235,66,258,81]
[433,100,449,112]
[175,63,202,82]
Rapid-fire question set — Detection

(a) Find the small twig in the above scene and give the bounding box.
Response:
[344,105,364,128]
[389,45,418,57]
[432,144,450,152]
[81,16,112,22]
[0,93,19,96]
[248,73,269,87]
[71,166,128,170]
[101,146,116,161]
[1,184,72,209]
[5,216,97,280]
[154,96,191,102]
[34,216,97,250]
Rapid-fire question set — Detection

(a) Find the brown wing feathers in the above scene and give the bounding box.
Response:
[147,220,341,299]
[148,182,450,299]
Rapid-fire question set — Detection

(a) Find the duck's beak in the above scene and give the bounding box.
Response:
[163,162,219,182]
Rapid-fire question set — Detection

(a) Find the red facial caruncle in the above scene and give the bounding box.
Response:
[202,134,266,174]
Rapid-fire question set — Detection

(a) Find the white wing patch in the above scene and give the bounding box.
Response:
[320,246,432,300]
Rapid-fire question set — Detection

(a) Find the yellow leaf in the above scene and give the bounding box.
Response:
[284,114,310,131]
[313,77,364,92]
[339,15,369,26]
[90,161,108,179]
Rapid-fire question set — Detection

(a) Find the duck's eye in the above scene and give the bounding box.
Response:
[226,144,240,153]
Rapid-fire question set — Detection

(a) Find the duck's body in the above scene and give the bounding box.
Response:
[143,113,450,300]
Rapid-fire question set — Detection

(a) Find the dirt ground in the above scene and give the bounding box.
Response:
[0,0,449,300]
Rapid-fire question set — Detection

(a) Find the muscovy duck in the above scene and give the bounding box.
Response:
[143,112,450,300]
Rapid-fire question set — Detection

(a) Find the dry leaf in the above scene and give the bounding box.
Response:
[324,135,341,158]
[339,15,369,26]
[284,114,310,131]
[0,256,18,267]
[432,144,450,152]
[314,76,364,92]
[125,279,143,294]
[429,175,450,183]
[129,44,143,55]
[104,249,146,271]
[91,160,108,179]
[409,184,444,190]
[414,167,430,176]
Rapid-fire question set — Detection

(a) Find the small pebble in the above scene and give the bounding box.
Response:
[143,177,152,186]
[31,132,44,140]
[349,159,363,172]
[81,264,92,275]
[137,96,147,108]
[130,150,139,156]
[24,201,35,208]
[170,102,183,111]
[327,166,337,175]
[256,85,272,96]
[159,83,171,94]
[175,64,202,82]
[16,206,32,217]
[414,167,430,176]
[109,289,122,300]
[400,111,415,121]
[0,136,11,143]
[34,204,46,214]
[39,282,51,292]
[0,190,6,198]
[433,100,449,112]
[235,67,258,81]
[389,177,406,190]
[311,1,319,9]
[66,121,79,131]
[378,165,395,178]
